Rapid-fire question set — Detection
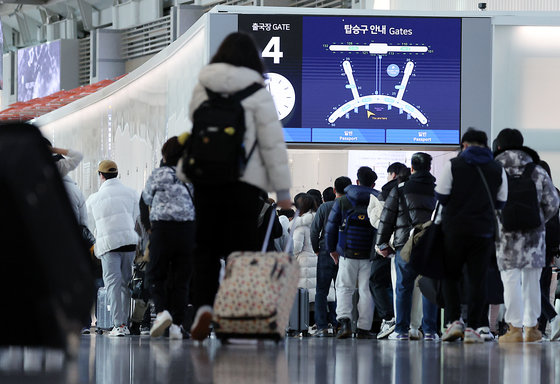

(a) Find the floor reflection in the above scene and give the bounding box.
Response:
[2,336,560,383]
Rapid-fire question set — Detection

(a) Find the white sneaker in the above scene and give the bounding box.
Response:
[442,320,465,342]
[476,327,495,342]
[388,332,409,341]
[424,333,440,341]
[308,324,318,336]
[169,324,183,340]
[551,314,560,341]
[108,325,127,337]
[140,326,150,336]
[150,310,173,337]
[377,318,396,339]
[409,328,423,340]
[464,327,484,343]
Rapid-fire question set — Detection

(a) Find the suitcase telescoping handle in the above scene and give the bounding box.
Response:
[261,203,299,253]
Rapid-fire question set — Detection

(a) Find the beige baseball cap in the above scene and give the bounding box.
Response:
[98,160,118,174]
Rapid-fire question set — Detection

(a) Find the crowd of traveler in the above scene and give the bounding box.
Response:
[48,31,560,345]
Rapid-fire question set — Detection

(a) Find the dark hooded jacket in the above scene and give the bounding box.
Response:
[376,170,437,250]
[325,185,379,257]
[436,146,505,237]
[379,178,400,202]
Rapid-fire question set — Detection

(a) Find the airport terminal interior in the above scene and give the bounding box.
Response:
[2,0,560,383]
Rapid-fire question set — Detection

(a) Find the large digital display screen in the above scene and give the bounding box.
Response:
[240,15,461,145]
[17,40,61,102]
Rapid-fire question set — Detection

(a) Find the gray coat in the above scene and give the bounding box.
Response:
[495,149,560,270]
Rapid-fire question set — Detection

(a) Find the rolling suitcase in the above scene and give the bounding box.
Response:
[287,288,310,336]
[96,287,113,332]
[213,208,300,342]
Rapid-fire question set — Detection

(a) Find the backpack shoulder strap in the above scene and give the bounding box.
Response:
[522,162,537,178]
[231,83,263,102]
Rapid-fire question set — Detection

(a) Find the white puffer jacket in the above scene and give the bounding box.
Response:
[292,212,318,302]
[86,178,139,257]
[189,63,291,202]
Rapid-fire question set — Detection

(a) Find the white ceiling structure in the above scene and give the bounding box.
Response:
[0,0,177,49]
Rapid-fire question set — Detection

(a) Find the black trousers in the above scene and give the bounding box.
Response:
[191,181,262,310]
[442,234,493,329]
[369,252,394,320]
[146,221,195,325]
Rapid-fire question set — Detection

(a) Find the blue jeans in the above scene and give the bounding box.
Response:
[315,249,338,329]
[395,250,437,335]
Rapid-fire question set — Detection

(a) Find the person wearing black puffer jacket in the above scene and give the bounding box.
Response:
[376,153,439,341]
[437,128,508,343]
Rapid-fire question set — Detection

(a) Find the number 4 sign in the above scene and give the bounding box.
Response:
[262,36,283,64]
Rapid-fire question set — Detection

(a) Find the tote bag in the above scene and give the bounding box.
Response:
[408,203,447,279]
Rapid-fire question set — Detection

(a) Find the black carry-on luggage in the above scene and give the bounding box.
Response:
[213,208,300,342]
[287,288,310,336]
[0,123,95,349]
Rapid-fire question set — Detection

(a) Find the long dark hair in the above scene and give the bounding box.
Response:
[210,32,265,76]
[298,194,318,215]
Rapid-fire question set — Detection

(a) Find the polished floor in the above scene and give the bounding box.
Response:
[1,334,560,384]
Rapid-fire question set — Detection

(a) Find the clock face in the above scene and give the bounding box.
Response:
[265,72,296,120]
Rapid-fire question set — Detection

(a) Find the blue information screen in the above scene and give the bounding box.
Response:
[239,15,461,145]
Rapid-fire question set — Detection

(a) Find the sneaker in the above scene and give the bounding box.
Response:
[308,324,318,336]
[476,327,495,342]
[356,328,376,339]
[81,327,91,335]
[550,317,560,341]
[409,328,423,341]
[377,318,396,339]
[169,324,183,340]
[524,326,542,343]
[150,310,173,337]
[140,326,150,336]
[108,325,127,337]
[498,323,523,343]
[442,320,465,342]
[464,328,483,343]
[388,332,409,341]
[190,306,213,341]
[123,325,130,335]
[314,328,333,338]
[424,333,440,341]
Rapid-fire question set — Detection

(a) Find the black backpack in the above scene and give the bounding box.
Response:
[182,83,262,185]
[338,196,376,259]
[501,162,541,231]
